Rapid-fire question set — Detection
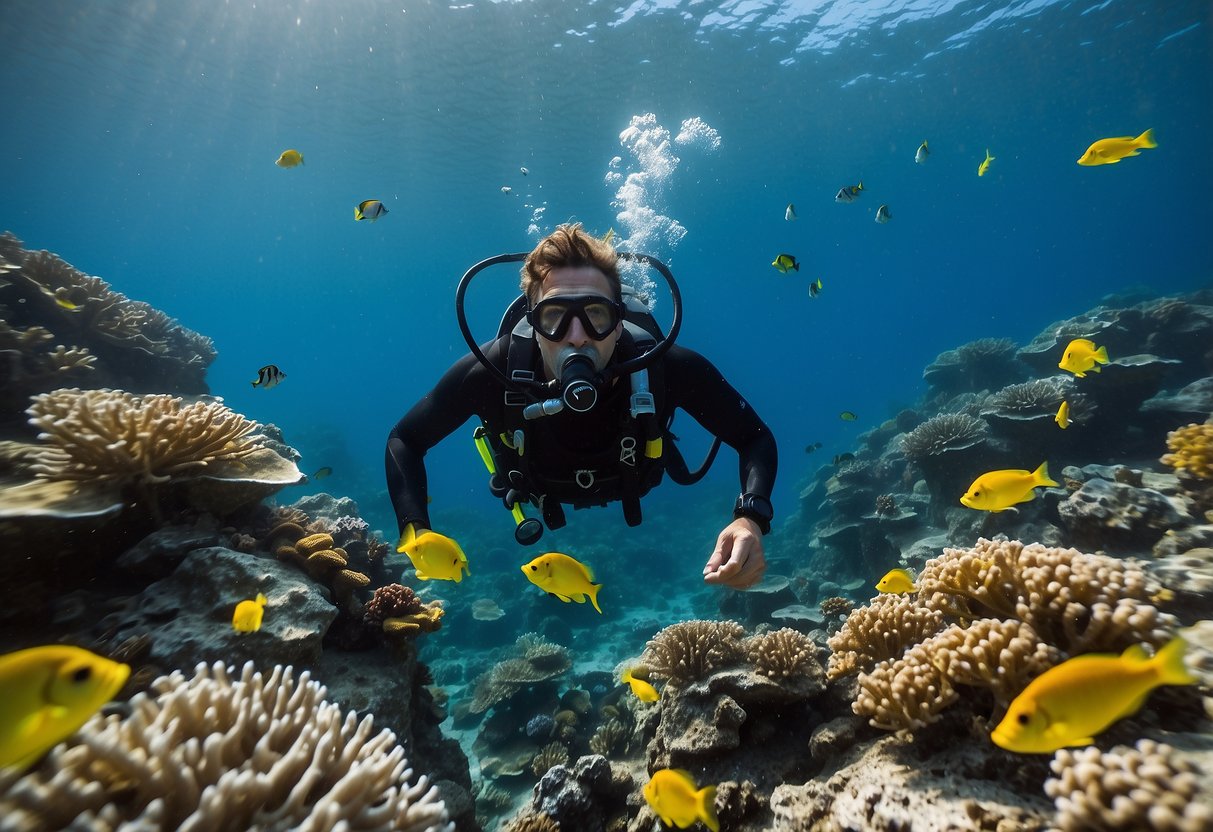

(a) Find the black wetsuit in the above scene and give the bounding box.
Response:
[385,330,777,535]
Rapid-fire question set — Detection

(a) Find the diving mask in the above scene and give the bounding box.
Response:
[528,294,623,341]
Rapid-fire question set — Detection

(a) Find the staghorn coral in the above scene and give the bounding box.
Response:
[1044,740,1212,832]
[1162,420,1213,480]
[900,412,988,462]
[746,627,817,679]
[641,619,746,686]
[25,388,260,484]
[0,661,453,832]
[827,594,945,679]
[918,538,1175,654]
[530,742,569,778]
[854,619,1061,730]
[588,718,629,756]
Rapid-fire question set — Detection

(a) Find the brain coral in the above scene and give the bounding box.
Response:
[0,661,453,832]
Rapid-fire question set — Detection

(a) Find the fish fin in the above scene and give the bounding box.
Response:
[1031,461,1059,488]
[1094,346,1109,363]
[588,583,603,614]
[1090,363,1102,373]
[697,785,720,832]
[1136,128,1157,148]
[555,593,572,603]
[255,593,267,606]
[1153,635,1196,686]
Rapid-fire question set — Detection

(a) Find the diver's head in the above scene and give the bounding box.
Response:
[521,223,621,304]
[527,266,623,385]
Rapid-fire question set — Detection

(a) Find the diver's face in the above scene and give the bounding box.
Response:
[534,266,622,379]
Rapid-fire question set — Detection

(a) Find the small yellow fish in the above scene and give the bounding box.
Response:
[621,668,660,702]
[1055,400,1071,429]
[232,592,267,633]
[0,645,130,770]
[978,148,995,177]
[398,525,469,582]
[839,411,858,422]
[311,466,333,480]
[1077,129,1156,166]
[643,768,720,832]
[520,552,602,613]
[960,462,1059,512]
[275,149,304,168]
[771,253,800,274]
[1058,338,1109,378]
[875,568,916,594]
[354,199,388,221]
[990,635,1194,754]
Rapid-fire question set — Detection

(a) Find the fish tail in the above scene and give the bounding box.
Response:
[1094,346,1109,363]
[1032,461,1060,488]
[1136,128,1157,149]
[588,583,603,614]
[1153,635,1196,686]
[697,785,720,832]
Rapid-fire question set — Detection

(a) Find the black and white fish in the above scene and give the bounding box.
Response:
[252,364,286,389]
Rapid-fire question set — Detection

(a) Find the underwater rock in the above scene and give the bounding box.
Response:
[1057,477,1190,553]
[922,337,1026,398]
[1143,376,1213,421]
[523,755,630,832]
[98,546,338,669]
[290,491,361,523]
[115,520,225,578]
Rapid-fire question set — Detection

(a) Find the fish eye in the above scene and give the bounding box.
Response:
[72,665,93,684]
[530,565,538,571]
[1016,712,1030,725]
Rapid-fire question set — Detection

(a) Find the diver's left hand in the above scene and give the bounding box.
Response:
[703,517,766,589]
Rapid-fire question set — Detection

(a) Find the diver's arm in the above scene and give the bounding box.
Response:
[385,344,504,534]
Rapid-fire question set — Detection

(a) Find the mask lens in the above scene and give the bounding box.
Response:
[531,296,620,341]
[583,300,617,336]
[537,302,571,338]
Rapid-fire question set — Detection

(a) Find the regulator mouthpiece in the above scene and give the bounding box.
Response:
[560,353,599,413]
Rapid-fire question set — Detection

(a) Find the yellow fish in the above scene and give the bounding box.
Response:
[978,148,995,176]
[1055,400,1071,430]
[643,768,720,832]
[771,253,799,274]
[0,645,130,770]
[621,668,660,702]
[520,552,602,613]
[1058,338,1109,377]
[960,462,1059,512]
[1077,129,1156,166]
[275,149,304,168]
[875,568,916,594]
[232,592,267,633]
[990,635,1194,754]
[398,525,469,582]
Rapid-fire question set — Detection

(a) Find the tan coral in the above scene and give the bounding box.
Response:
[588,718,628,756]
[1162,420,1213,480]
[383,601,445,638]
[530,742,569,778]
[502,813,560,832]
[641,620,746,686]
[25,388,260,484]
[1045,739,1212,832]
[468,635,572,714]
[827,594,945,679]
[0,661,453,832]
[746,627,817,679]
[296,532,337,556]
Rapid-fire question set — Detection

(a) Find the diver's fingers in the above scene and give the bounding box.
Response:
[704,534,732,576]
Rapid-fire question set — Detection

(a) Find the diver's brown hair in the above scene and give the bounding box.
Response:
[521,223,620,303]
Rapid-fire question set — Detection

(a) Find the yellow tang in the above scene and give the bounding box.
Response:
[1058,338,1109,378]
[875,568,916,594]
[398,525,469,582]
[1055,400,1071,430]
[643,768,720,832]
[0,645,130,770]
[232,593,267,633]
[520,552,603,613]
[621,668,660,702]
[1077,129,1156,166]
[990,635,1194,754]
[275,149,304,168]
[960,462,1059,512]
[978,148,995,177]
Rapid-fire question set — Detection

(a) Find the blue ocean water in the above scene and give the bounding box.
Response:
[1,0,1209,547]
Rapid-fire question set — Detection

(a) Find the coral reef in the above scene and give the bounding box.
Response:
[827,593,944,679]
[469,634,572,714]
[1164,420,1213,480]
[922,337,1025,397]
[1045,740,1212,832]
[0,661,453,832]
[530,742,569,777]
[641,619,747,686]
[745,627,817,680]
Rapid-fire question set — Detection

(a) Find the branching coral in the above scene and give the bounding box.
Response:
[530,742,569,777]
[25,388,261,484]
[1162,420,1213,480]
[827,594,945,679]
[641,620,746,686]
[588,718,629,756]
[899,413,988,462]
[1044,740,1211,832]
[745,627,817,679]
[0,661,453,832]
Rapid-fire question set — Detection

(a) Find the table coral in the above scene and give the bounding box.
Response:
[1045,740,1212,832]
[0,661,453,832]
[1163,420,1213,480]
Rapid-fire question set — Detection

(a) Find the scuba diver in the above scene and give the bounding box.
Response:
[385,223,777,589]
